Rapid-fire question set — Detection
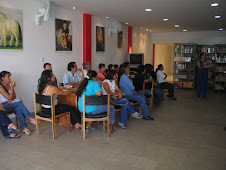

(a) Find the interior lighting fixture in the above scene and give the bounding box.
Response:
[163,19,168,21]
[215,15,221,19]
[126,23,128,25]
[211,3,219,7]
[175,25,179,27]
[219,28,223,31]
[106,17,109,19]
[145,9,152,12]
[73,7,75,9]
[183,29,187,32]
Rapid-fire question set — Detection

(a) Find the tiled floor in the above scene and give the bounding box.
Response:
[0,89,226,170]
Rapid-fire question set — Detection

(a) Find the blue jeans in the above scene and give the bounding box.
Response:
[88,104,115,124]
[124,93,149,117]
[3,100,31,128]
[137,88,163,106]
[0,110,12,137]
[111,98,136,124]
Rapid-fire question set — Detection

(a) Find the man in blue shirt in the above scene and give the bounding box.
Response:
[63,62,84,85]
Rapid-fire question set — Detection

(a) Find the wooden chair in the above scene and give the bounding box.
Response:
[82,94,110,139]
[33,93,71,139]
[6,112,19,128]
[142,82,154,110]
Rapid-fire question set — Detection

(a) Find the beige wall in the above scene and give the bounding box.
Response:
[154,44,174,83]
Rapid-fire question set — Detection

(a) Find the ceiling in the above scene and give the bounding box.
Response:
[39,0,225,32]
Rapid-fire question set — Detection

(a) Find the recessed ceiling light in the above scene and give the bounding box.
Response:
[140,27,142,29]
[163,19,168,21]
[146,29,149,31]
[219,28,223,31]
[106,17,108,19]
[145,9,152,12]
[175,25,179,27]
[215,15,221,19]
[211,3,219,7]
[72,7,75,9]
[183,29,187,32]
[149,30,152,32]
[126,23,128,25]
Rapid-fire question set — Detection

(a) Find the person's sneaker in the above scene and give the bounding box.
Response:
[132,112,143,119]
[143,115,154,120]
[23,128,31,135]
[118,122,126,129]
[29,118,36,125]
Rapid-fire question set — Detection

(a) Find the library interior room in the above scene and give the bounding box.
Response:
[0,0,226,169]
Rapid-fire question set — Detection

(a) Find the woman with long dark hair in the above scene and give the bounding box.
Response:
[196,52,208,98]
[38,70,81,130]
[0,71,36,135]
[77,70,116,132]
[102,70,142,129]
[156,64,176,100]
[118,62,154,120]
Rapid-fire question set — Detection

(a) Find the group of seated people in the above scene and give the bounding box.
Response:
[0,61,176,139]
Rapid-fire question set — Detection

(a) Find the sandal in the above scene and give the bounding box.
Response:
[7,124,20,133]
[5,133,21,139]
[23,128,31,135]
[29,118,36,125]
[86,127,96,132]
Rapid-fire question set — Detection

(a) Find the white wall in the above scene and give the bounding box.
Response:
[132,27,152,64]
[91,16,127,71]
[151,31,226,63]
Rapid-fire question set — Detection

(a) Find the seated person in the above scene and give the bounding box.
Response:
[145,64,164,106]
[108,64,115,70]
[0,71,36,135]
[38,70,82,130]
[38,63,58,87]
[118,62,154,120]
[102,70,142,129]
[0,103,20,139]
[77,70,116,132]
[114,64,119,73]
[97,63,106,81]
[82,61,91,78]
[63,62,84,86]
[156,64,176,100]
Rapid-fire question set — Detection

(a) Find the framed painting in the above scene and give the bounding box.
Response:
[55,18,72,51]
[117,31,123,48]
[96,26,105,51]
[0,6,23,50]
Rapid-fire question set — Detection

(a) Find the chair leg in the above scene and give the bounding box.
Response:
[15,114,19,128]
[52,120,56,139]
[67,114,71,133]
[103,121,106,130]
[107,120,110,137]
[82,119,86,139]
[36,118,40,135]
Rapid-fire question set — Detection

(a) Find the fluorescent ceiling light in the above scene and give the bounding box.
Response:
[215,15,221,19]
[163,19,168,21]
[183,29,187,32]
[219,28,223,31]
[72,7,75,9]
[211,3,219,7]
[175,25,179,27]
[106,17,108,19]
[145,9,152,12]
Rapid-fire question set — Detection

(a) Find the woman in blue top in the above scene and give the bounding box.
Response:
[197,52,208,98]
[77,70,115,133]
[118,62,154,120]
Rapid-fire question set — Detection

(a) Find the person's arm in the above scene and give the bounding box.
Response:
[125,75,135,91]
[95,91,102,96]
[0,103,5,111]
[63,73,82,85]
[93,81,103,96]
[0,84,16,101]
[103,82,118,96]
[48,86,76,96]
[197,60,206,69]
[78,68,84,81]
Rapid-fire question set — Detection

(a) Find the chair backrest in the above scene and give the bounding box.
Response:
[84,95,108,105]
[34,93,52,105]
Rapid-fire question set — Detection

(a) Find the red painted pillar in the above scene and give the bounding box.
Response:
[152,44,155,66]
[127,26,132,53]
[83,14,92,65]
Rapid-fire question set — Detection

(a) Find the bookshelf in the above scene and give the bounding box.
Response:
[174,43,197,89]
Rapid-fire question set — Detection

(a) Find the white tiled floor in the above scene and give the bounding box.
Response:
[0,89,226,170]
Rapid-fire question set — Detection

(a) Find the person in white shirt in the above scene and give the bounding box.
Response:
[156,64,176,100]
[82,61,91,78]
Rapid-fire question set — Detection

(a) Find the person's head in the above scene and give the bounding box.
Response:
[105,69,116,80]
[0,71,11,83]
[118,62,130,82]
[137,65,146,74]
[43,63,52,71]
[58,28,62,33]
[145,64,154,74]
[108,64,115,70]
[68,62,77,73]
[38,70,56,94]
[156,64,164,72]
[114,64,119,72]
[99,63,105,72]
[200,52,207,60]
[76,70,98,97]
[63,23,67,28]
[83,61,91,71]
